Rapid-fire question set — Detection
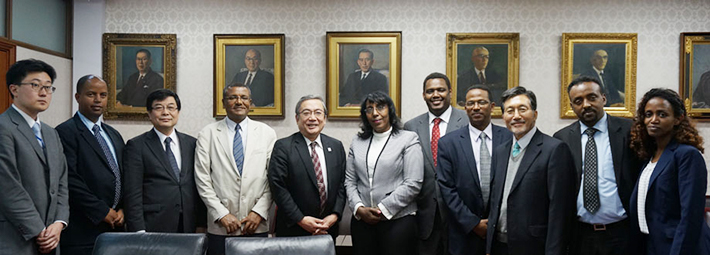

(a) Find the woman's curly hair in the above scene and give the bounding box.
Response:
[630,88,704,160]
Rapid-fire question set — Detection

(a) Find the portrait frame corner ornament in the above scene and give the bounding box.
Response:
[102,33,177,120]
[679,32,710,121]
[325,31,402,119]
[560,32,637,119]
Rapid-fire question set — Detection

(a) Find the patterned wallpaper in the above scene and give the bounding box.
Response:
[102,0,710,168]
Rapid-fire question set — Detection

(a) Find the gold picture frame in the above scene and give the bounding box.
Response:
[214,34,285,118]
[103,33,176,120]
[561,33,637,118]
[326,32,402,119]
[446,33,519,118]
[679,32,710,120]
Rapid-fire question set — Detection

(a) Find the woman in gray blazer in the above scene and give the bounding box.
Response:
[344,91,424,255]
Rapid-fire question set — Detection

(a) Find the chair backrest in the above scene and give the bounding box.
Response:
[225,235,335,255]
[92,232,207,255]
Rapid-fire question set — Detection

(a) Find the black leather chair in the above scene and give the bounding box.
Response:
[225,235,335,255]
[92,232,207,255]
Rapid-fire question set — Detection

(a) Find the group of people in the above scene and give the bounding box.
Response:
[0,58,708,255]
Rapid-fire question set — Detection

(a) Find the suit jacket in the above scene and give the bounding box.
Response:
[629,140,710,255]
[437,124,512,255]
[403,107,468,241]
[116,68,164,107]
[486,130,576,255]
[0,107,69,254]
[56,114,125,249]
[339,70,388,105]
[580,67,622,106]
[456,68,506,106]
[553,115,640,217]
[267,133,346,238]
[123,129,206,232]
[344,130,423,220]
[195,118,276,235]
[231,69,275,107]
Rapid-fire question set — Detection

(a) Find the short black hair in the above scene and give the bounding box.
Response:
[137,49,152,59]
[76,75,105,94]
[357,48,374,60]
[223,82,251,99]
[422,72,451,90]
[146,89,181,112]
[357,91,401,139]
[500,86,537,111]
[567,75,604,95]
[6,59,56,98]
[466,84,493,102]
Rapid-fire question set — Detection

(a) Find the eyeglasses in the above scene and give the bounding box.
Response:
[19,82,56,94]
[152,105,178,112]
[226,95,250,102]
[300,109,325,118]
[474,54,490,59]
[465,100,490,107]
[365,104,387,114]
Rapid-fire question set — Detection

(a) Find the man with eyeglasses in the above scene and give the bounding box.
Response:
[229,49,274,107]
[56,75,126,255]
[456,46,506,107]
[122,89,206,234]
[195,83,276,255]
[0,59,68,254]
[267,95,346,239]
[435,85,512,255]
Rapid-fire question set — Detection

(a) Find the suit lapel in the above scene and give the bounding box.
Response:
[8,108,46,164]
[106,125,123,170]
[416,116,434,166]
[243,120,260,176]
[458,129,482,190]
[510,130,543,194]
[647,141,676,190]
[567,122,583,187]
[145,130,179,182]
[295,135,319,189]
[177,131,192,181]
[607,116,625,185]
[74,115,112,171]
[216,120,239,176]
[322,135,340,197]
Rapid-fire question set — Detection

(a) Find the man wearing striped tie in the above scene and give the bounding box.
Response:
[56,75,126,255]
[267,95,346,239]
[195,83,277,255]
[435,84,511,255]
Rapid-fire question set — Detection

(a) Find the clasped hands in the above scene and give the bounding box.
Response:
[297,214,338,235]
[356,206,385,225]
[219,211,263,235]
[36,222,63,254]
[103,208,125,229]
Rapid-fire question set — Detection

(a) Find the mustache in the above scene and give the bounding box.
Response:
[509,120,525,125]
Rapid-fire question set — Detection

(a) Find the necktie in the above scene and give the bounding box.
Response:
[361,72,367,80]
[233,124,244,175]
[310,142,327,214]
[92,124,121,208]
[479,71,487,84]
[245,73,253,86]
[32,122,44,148]
[431,118,442,166]
[164,137,180,182]
[583,128,600,214]
[137,75,144,86]
[512,141,521,157]
[479,132,492,209]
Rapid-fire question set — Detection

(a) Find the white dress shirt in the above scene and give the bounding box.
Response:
[637,160,657,234]
[154,128,181,170]
[428,106,453,139]
[303,134,328,194]
[468,123,493,186]
[225,116,250,157]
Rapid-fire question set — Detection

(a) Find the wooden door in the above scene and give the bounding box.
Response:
[0,39,15,113]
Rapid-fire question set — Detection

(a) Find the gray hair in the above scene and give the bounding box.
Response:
[295,95,327,116]
[223,82,251,98]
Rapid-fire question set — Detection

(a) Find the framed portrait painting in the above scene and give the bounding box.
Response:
[326,32,402,118]
[561,33,637,118]
[680,32,710,120]
[103,33,176,120]
[447,33,519,117]
[214,34,285,118]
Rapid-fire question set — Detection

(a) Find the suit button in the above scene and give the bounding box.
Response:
[50,190,55,195]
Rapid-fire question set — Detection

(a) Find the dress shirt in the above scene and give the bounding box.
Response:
[303,134,328,194]
[77,112,117,161]
[468,122,493,186]
[244,71,257,84]
[153,128,181,170]
[428,106,453,139]
[576,114,626,224]
[225,116,249,157]
[637,161,657,234]
[592,67,605,86]
[475,68,486,81]
[361,70,371,80]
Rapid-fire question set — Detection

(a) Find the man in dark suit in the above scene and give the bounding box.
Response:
[403,72,468,255]
[123,89,206,233]
[486,87,576,255]
[0,59,68,254]
[339,48,388,106]
[579,49,623,106]
[230,49,275,107]
[553,76,640,255]
[116,49,164,107]
[57,75,125,255]
[268,95,346,239]
[456,46,506,107]
[437,84,512,255]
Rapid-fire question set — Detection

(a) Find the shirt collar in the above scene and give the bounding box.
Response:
[77,111,103,132]
[153,127,178,145]
[468,122,493,140]
[592,66,604,75]
[513,126,537,150]
[226,116,249,132]
[11,104,40,128]
[302,133,323,147]
[428,106,453,124]
[579,113,608,136]
[475,68,485,75]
